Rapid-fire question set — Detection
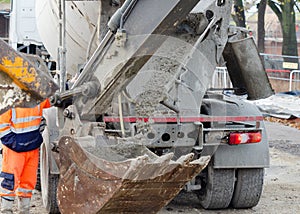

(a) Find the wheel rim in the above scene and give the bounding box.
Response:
[41,142,49,207]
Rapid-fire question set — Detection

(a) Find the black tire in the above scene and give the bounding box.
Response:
[35,151,41,191]
[197,164,235,209]
[231,168,264,208]
[40,129,60,214]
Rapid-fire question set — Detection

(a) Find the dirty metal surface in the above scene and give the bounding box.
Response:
[57,136,210,213]
[0,39,58,113]
[0,72,29,114]
[77,0,201,116]
[223,37,274,99]
[36,0,101,75]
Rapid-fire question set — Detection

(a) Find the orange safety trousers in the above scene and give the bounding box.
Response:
[0,145,39,199]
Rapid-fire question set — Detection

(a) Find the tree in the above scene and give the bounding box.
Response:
[233,0,247,27]
[268,0,298,60]
[257,0,267,53]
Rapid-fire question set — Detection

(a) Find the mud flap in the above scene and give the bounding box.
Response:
[57,136,210,213]
[0,39,58,114]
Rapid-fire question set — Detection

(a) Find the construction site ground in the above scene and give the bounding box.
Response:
[3,120,300,213]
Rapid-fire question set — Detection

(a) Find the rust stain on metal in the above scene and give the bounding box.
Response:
[57,136,210,213]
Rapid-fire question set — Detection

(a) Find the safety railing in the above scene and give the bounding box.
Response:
[260,53,300,92]
[289,70,300,91]
[211,55,300,92]
[210,67,232,89]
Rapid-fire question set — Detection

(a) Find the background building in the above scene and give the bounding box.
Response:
[247,6,300,55]
[0,3,9,41]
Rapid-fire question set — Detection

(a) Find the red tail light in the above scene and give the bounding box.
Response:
[229,132,262,145]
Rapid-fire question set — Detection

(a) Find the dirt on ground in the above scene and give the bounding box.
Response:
[5,120,300,213]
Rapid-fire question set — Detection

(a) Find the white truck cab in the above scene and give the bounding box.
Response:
[9,0,42,53]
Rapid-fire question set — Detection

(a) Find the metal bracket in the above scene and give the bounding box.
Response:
[194,122,204,151]
[115,29,127,47]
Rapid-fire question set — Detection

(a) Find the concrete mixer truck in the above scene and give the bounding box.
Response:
[0,0,274,213]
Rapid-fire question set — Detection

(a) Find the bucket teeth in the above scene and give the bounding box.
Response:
[57,136,210,213]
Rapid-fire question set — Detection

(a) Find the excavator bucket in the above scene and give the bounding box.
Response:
[0,39,58,114]
[57,136,210,213]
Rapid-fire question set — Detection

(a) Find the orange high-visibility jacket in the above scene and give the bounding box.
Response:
[0,99,51,152]
[0,110,11,138]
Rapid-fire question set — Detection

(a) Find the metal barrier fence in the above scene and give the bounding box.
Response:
[260,53,300,92]
[289,70,300,91]
[212,53,300,92]
[210,67,232,89]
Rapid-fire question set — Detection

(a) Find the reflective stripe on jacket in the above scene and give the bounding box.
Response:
[0,99,51,152]
[0,110,12,138]
[7,99,50,134]
[11,105,42,134]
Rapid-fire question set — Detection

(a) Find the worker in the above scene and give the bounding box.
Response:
[0,99,51,214]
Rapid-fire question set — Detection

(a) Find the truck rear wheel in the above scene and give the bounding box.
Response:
[197,164,235,209]
[231,168,264,208]
[40,128,60,213]
[35,149,41,191]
